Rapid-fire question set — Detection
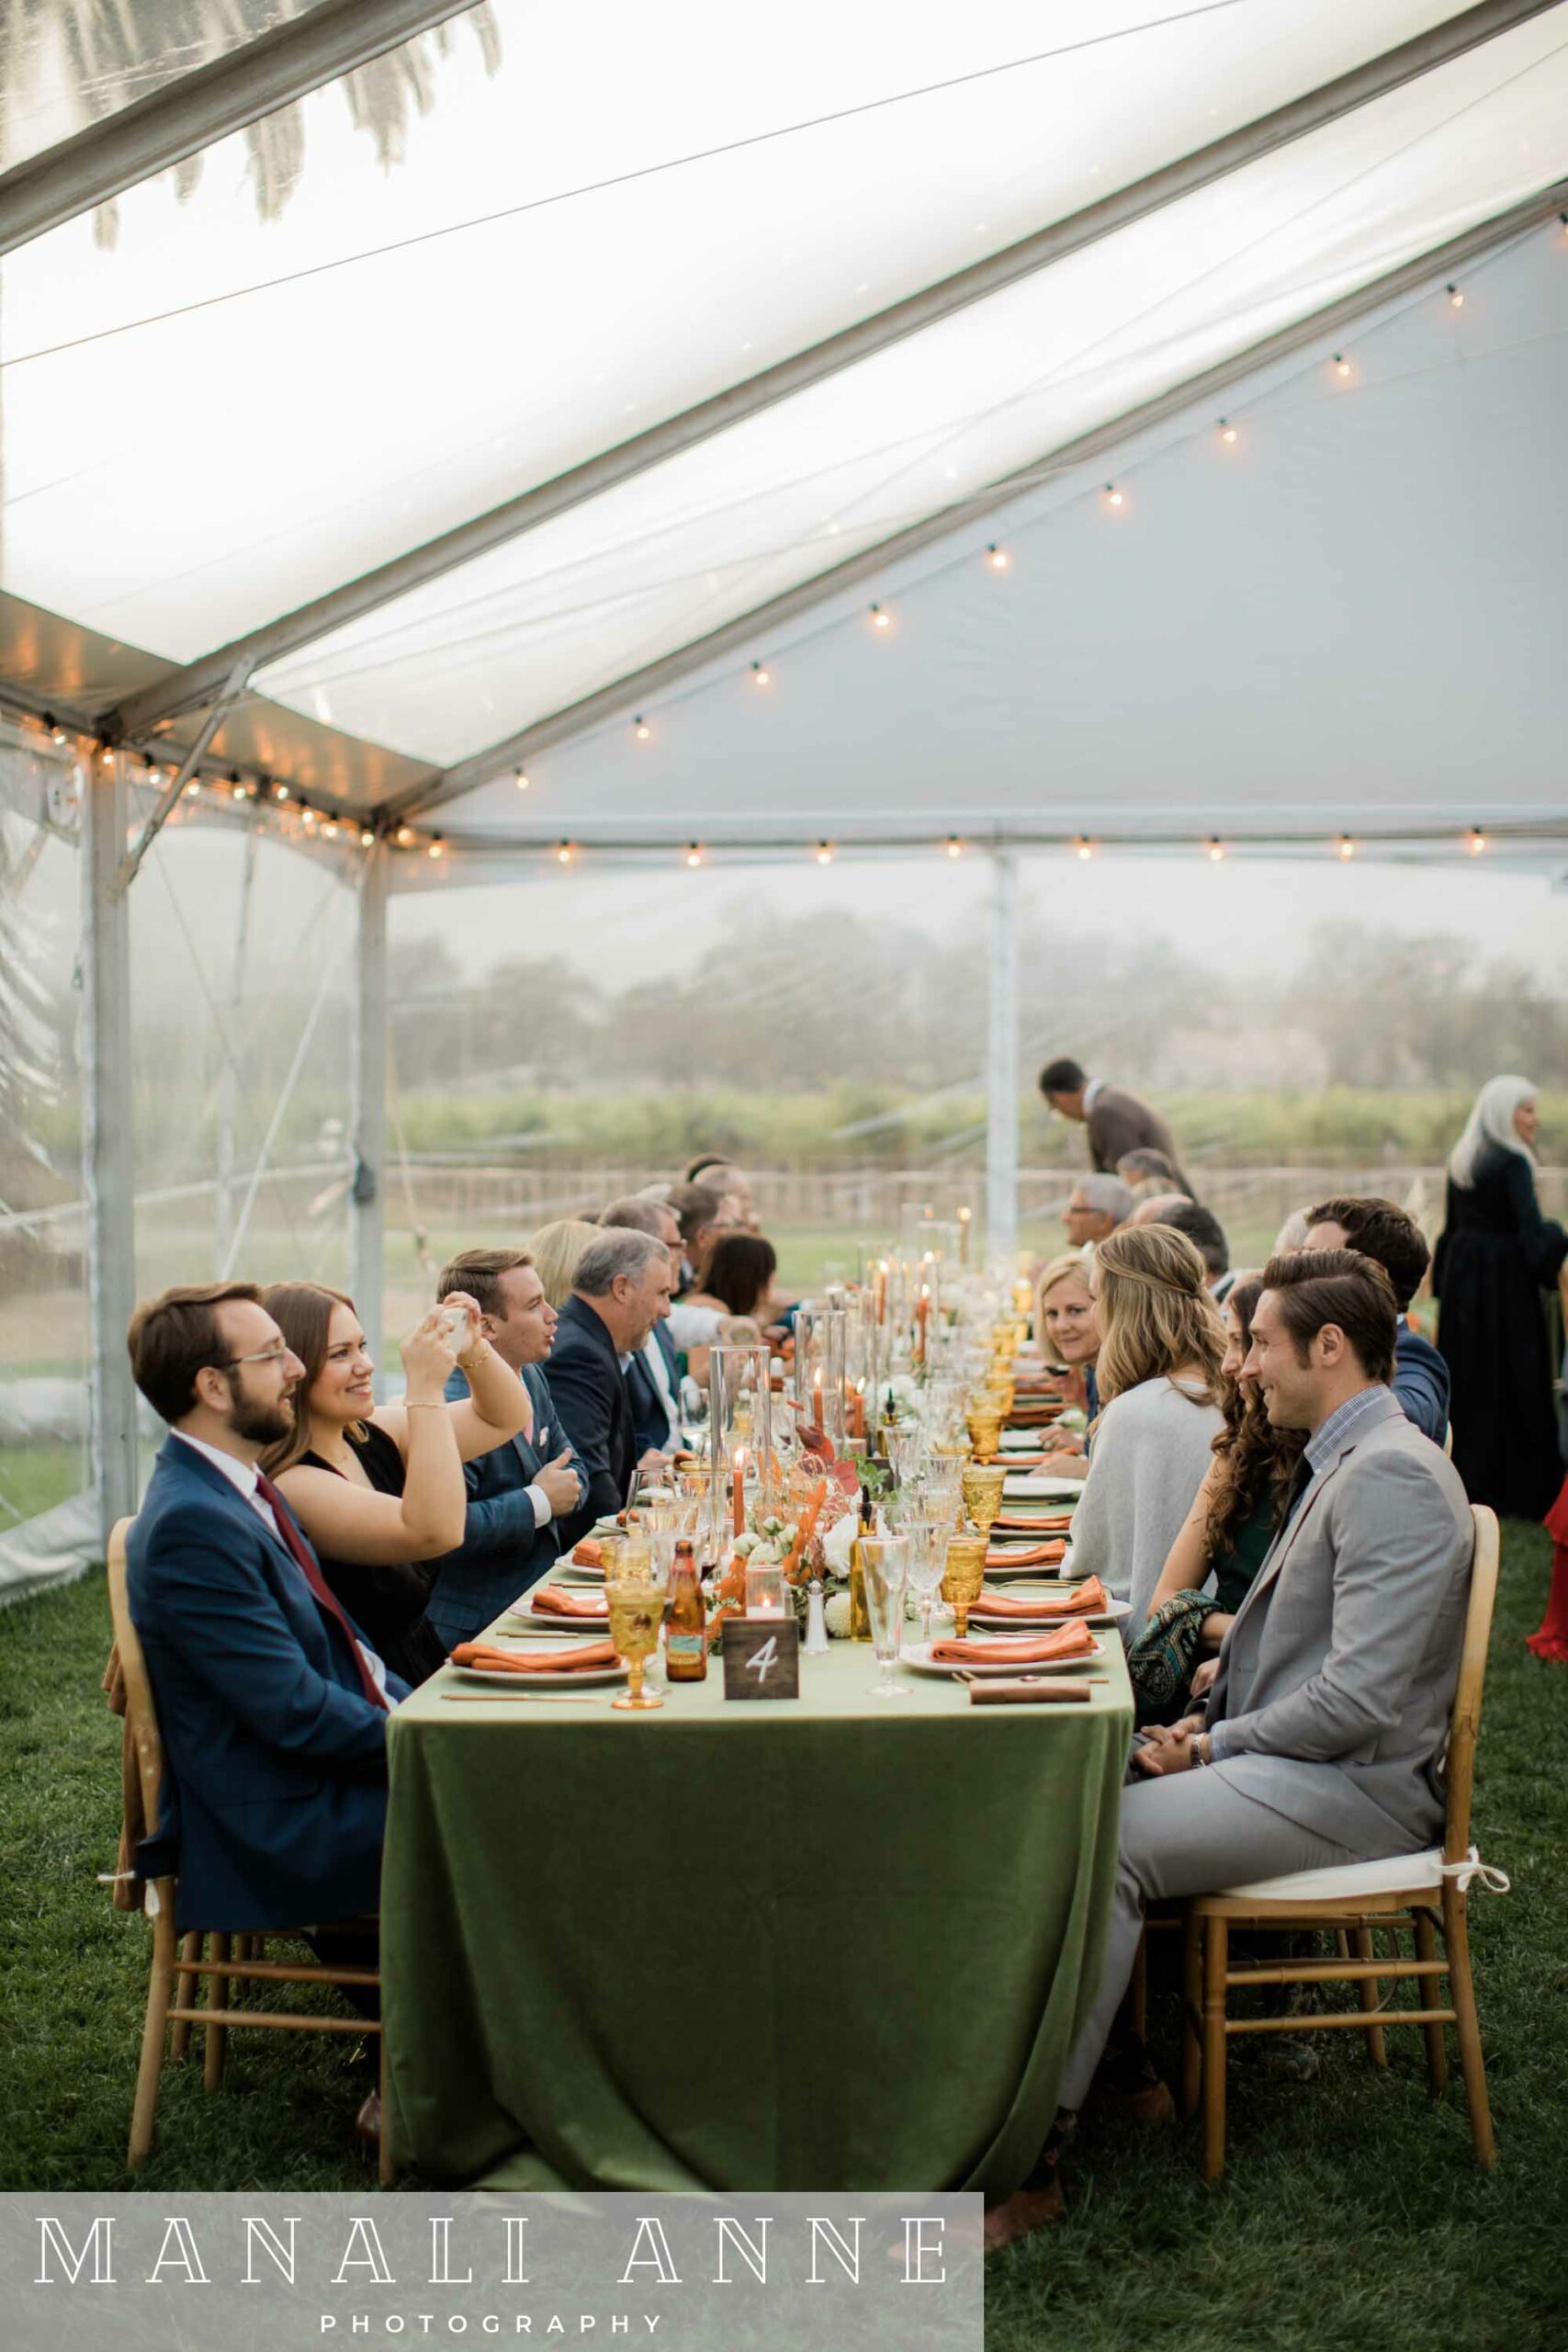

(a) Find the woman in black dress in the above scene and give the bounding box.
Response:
[260,1282,532,1685]
[1434,1076,1567,1520]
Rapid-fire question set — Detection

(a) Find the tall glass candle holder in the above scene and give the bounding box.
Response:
[710,1343,773,1537]
[793,1306,847,1453]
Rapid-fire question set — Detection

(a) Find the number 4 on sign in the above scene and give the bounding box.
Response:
[721,1615,800,1699]
[748,1635,779,1683]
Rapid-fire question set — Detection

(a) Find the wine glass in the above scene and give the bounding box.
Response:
[961,1463,1007,1543]
[942,1529,988,1637]
[906,1514,948,1648]
[859,1535,910,1700]
[607,1579,666,1711]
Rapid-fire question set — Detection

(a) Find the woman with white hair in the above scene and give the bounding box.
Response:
[1433,1075,1566,1519]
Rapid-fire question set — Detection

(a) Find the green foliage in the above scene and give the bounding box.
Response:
[2,1533,1566,2352]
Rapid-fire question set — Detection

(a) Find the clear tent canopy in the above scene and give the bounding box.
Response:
[2,1,1567,1585]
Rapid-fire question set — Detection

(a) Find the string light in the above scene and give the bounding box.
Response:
[145,763,162,786]
[1075,836,1093,861]
[1103,483,1125,512]
[394,824,414,847]
[685,842,705,868]
[321,819,340,841]
[815,842,833,865]
[360,828,375,848]
[1206,836,1225,862]
[1332,353,1352,379]
[868,603,892,631]
[634,716,651,741]
[513,764,530,789]
[44,713,66,746]
[427,835,446,861]
[272,781,289,802]
[1337,834,1355,861]
[183,780,200,798]
[750,662,771,686]
[1218,418,1238,447]
[986,543,1010,571]
[299,805,317,831]
[557,841,575,865]
[99,746,114,766]
[1468,826,1487,856]
[945,835,964,859]
[1447,282,1464,309]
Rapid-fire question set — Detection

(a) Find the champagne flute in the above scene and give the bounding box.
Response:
[906,1514,948,1647]
[859,1535,910,1700]
[607,1579,666,1712]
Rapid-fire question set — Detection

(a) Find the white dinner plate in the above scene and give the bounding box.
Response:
[1003,1474,1087,1499]
[558,1560,606,1583]
[504,1608,611,1631]
[453,1652,627,1689]
[901,1634,1106,1679]
[969,1595,1132,1630]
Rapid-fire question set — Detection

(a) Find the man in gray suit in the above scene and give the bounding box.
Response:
[1040,1056,1189,1191]
[987,1248,1472,2243]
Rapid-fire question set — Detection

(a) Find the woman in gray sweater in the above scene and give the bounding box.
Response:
[1061,1223,1226,1628]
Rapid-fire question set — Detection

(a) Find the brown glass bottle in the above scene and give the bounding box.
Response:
[664,1539,708,1681]
[848,1483,876,1642]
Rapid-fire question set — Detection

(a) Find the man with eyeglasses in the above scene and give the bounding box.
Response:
[124,1282,405,1952]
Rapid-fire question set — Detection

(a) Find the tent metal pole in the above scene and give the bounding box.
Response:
[986,850,1021,1266]
[395,173,1568,820]
[213,828,259,1272]
[79,745,141,1541]
[0,0,474,260]
[102,0,1558,744]
[351,842,389,1385]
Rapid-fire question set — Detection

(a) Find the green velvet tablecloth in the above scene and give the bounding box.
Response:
[382,1628,1130,2191]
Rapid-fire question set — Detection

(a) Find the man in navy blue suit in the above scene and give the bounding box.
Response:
[547,1229,676,1551]
[125,1282,402,1938]
[1303,1197,1451,1446]
[597,1198,685,1458]
[424,1246,587,1649]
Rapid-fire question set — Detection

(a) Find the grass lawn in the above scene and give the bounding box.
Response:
[2,1532,1565,2347]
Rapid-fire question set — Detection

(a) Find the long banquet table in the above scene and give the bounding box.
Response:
[382,1620,1131,2191]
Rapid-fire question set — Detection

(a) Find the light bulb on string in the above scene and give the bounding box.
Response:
[557,842,574,865]
[986,543,1010,571]
[394,825,414,847]
[815,842,833,865]
[428,836,446,861]
[868,602,892,632]
[1103,483,1125,513]
[750,662,771,687]
[1075,836,1093,861]
[299,805,317,831]
[685,843,705,869]
[360,828,375,848]
[1206,836,1225,862]
[99,746,115,767]
[945,835,964,860]
[1218,418,1238,447]
[1447,283,1464,309]
[145,762,162,786]
[184,780,200,799]
[514,765,530,790]
[321,820,339,841]
[1337,835,1355,861]
[272,781,289,802]
[634,716,651,741]
[1332,353,1352,380]
[44,713,66,746]
[1468,826,1487,856]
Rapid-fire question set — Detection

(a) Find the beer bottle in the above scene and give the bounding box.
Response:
[665,1539,708,1682]
[848,1483,876,1643]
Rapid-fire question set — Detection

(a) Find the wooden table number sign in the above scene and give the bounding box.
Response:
[722,1615,801,1700]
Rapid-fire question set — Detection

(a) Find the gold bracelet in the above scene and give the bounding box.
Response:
[404,1398,447,1409]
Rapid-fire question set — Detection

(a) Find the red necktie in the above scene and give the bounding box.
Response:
[254,1471,389,1712]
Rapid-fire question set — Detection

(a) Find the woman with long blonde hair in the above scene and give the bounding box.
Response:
[1061,1224,1226,1625]
[527,1218,603,1311]
[1030,1253,1103,1481]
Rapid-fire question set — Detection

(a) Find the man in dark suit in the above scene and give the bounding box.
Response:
[547,1228,676,1550]
[124,1283,402,1938]
[599,1197,686,1456]
[1039,1057,1188,1191]
[1304,1195,1451,1444]
[423,1247,588,1649]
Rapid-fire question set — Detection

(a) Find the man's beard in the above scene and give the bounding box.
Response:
[230,1389,296,1446]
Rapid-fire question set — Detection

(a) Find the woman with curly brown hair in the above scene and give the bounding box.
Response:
[1126,1277,1305,1724]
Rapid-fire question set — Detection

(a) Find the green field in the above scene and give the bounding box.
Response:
[2,1534,1565,2348]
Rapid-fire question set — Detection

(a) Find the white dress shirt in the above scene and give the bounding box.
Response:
[639,1330,682,1447]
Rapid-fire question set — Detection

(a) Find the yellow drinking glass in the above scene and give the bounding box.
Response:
[942,1530,989,1638]
[960,1463,1007,1539]
[607,1580,666,1712]
[964,1410,1002,1458]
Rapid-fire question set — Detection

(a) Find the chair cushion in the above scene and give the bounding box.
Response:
[1217,1849,1443,1903]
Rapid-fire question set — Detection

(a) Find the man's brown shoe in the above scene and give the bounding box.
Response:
[984,2184,1063,2250]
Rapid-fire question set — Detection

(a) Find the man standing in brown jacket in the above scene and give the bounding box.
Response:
[1039,1056,1188,1191]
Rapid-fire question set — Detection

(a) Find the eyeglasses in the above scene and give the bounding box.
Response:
[214,1343,291,1371]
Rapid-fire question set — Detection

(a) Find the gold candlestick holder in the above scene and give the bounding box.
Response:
[942,1528,989,1638]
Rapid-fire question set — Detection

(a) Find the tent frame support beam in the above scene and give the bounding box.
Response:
[397,175,1568,820]
[109,662,253,899]
[80,745,141,1543]
[351,842,390,1385]
[986,852,1021,1264]
[0,0,475,261]
[103,0,1558,744]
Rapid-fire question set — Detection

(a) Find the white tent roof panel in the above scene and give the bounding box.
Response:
[1,2,1483,670]
[250,8,1568,767]
[434,224,1568,853]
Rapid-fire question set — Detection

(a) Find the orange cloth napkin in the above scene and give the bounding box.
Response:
[983,1539,1067,1570]
[930,1622,1097,1667]
[973,1577,1107,1620]
[450,1640,619,1675]
[570,1538,605,1567]
[531,1584,610,1620]
[993,1511,1076,1533]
